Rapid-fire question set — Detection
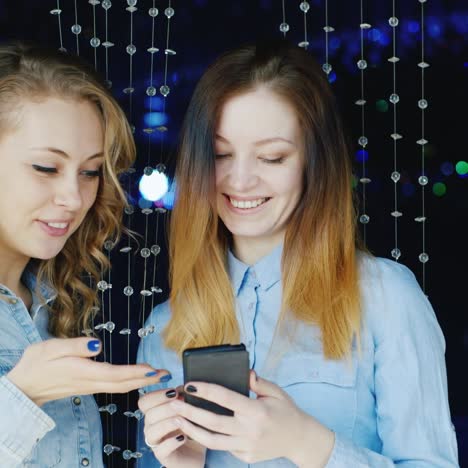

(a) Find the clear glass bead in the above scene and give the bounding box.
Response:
[120,246,132,253]
[105,80,112,88]
[141,208,153,215]
[156,163,166,173]
[140,248,151,258]
[390,133,402,140]
[360,214,370,224]
[50,8,61,15]
[156,125,168,132]
[147,47,159,54]
[355,99,366,106]
[418,61,429,68]
[323,25,334,32]
[123,286,134,296]
[149,7,158,17]
[300,1,310,12]
[97,280,110,291]
[103,240,114,251]
[389,93,400,104]
[90,37,101,48]
[418,99,428,109]
[95,321,115,333]
[165,7,175,17]
[322,63,332,74]
[391,171,400,182]
[123,87,134,94]
[388,56,400,63]
[89,0,100,5]
[298,41,309,48]
[143,166,153,176]
[71,24,82,34]
[151,245,161,255]
[138,325,155,338]
[102,0,112,9]
[357,59,367,70]
[360,23,372,29]
[415,216,426,222]
[160,85,170,97]
[417,138,428,145]
[146,86,156,97]
[154,207,167,213]
[165,48,176,55]
[151,286,163,293]
[358,136,368,147]
[126,44,136,55]
[360,177,371,184]
[418,175,428,186]
[103,443,120,455]
[122,450,132,460]
[140,289,152,296]
[119,328,131,335]
[391,248,401,260]
[419,253,429,263]
[127,0,137,6]
[388,16,399,27]
[391,211,403,217]
[124,205,134,215]
[279,22,290,33]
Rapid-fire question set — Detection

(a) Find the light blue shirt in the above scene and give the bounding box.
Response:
[0,269,103,467]
[136,244,459,467]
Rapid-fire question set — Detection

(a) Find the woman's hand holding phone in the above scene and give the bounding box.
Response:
[6,337,167,406]
[169,370,335,466]
[138,386,206,468]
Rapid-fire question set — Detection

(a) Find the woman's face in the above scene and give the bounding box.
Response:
[0,97,104,264]
[215,87,304,247]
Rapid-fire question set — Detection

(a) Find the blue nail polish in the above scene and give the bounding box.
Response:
[159,374,172,383]
[145,370,159,377]
[87,340,100,352]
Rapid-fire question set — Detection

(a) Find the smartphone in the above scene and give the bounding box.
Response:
[182,343,250,416]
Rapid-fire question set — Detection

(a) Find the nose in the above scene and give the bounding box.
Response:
[53,176,84,212]
[225,156,259,193]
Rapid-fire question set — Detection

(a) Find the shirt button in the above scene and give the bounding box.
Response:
[81,458,89,466]
[8,298,18,305]
[73,397,81,406]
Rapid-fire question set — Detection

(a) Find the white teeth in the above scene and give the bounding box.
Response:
[47,222,68,229]
[229,197,267,209]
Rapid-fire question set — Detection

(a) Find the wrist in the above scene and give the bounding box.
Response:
[288,414,335,468]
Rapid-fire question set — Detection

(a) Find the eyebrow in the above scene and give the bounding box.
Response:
[215,134,296,147]
[29,147,104,161]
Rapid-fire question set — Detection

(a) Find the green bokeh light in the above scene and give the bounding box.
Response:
[351,175,358,189]
[455,161,468,175]
[376,99,389,112]
[432,182,446,197]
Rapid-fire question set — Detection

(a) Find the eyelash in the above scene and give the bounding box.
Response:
[215,155,285,164]
[32,165,101,179]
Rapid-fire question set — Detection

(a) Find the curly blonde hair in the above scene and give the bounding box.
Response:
[0,42,136,337]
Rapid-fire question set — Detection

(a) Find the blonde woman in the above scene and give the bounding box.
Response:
[0,42,169,467]
[137,39,458,467]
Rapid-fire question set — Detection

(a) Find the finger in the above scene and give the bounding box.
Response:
[151,433,186,460]
[144,394,179,426]
[175,416,240,451]
[145,417,181,446]
[40,337,102,359]
[139,387,178,414]
[184,381,254,415]
[170,399,239,435]
[250,372,287,399]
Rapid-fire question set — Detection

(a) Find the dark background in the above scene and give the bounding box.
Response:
[1,1,467,466]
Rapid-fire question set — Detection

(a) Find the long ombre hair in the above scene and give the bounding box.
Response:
[0,42,135,338]
[165,39,363,360]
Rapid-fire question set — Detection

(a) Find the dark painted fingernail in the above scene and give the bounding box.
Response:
[87,340,100,352]
[145,370,159,377]
[176,434,185,442]
[186,384,197,393]
[159,374,172,383]
[165,389,177,398]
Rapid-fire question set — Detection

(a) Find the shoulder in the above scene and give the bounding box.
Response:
[357,253,443,346]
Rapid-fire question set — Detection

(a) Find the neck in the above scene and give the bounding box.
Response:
[0,248,30,296]
[232,232,284,265]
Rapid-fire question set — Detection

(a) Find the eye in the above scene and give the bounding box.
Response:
[261,156,285,164]
[215,154,231,159]
[81,169,101,179]
[32,164,57,174]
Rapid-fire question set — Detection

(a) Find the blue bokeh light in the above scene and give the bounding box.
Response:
[402,183,416,197]
[328,71,337,83]
[356,149,369,163]
[144,112,168,127]
[144,96,164,111]
[440,162,454,176]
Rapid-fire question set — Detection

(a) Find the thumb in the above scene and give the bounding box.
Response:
[41,337,102,359]
[249,370,285,399]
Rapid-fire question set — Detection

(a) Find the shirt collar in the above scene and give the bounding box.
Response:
[21,268,56,304]
[228,242,283,296]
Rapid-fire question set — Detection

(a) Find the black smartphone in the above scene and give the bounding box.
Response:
[182,343,250,416]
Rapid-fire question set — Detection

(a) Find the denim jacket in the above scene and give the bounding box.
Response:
[137,246,459,467]
[0,270,103,467]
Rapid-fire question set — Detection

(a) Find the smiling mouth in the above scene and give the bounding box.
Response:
[225,195,271,210]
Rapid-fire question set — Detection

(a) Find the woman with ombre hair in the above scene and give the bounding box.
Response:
[0,42,169,467]
[137,39,458,467]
